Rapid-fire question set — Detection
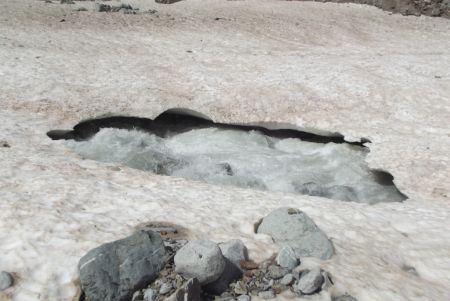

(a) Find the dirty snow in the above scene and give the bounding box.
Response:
[0,0,449,301]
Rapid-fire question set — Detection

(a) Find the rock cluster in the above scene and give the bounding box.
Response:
[78,209,355,300]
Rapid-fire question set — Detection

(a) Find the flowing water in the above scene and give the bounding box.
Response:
[67,127,405,204]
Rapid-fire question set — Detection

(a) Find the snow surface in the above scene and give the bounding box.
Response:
[68,127,405,204]
[0,0,449,301]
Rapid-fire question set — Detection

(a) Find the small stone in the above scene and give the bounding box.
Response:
[267,265,289,280]
[280,274,294,286]
[276,246,299,270]
[155,0,184,4]
[76,7,88,12]
[234,280,247,295]
[94,3,111,12]
[160,282,172,294]
[258,290,275,299]
[0,271,13,291]
[321,271,333,290]
[333,294,358,301]
[237,295,251,301]
[60,0,74,4]
[143,288,156,301]
[174,240,226,285]
[297,268,324,295]
[0,140,10,148]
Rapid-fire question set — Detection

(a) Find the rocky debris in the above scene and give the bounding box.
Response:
[296,268,324,295]
[174,278,202,301]
[276,246,299,270]
[174,240,226,285]
[155,0,184,4]
[204,240,248,294]
[290,0,449,18]
[256,207,334,260]
[94,3,111,12]
[0,271,13,291]
[78,230,166,301]
[333,294,358,301]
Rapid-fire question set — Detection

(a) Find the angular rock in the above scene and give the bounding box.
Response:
[175,278,202,301]
[297,268,324,295]
[280,273,294,286]
[266,265,289,280]
[174,240,225,285]
[276,246,299,270]
[333,294,358,301]
[257,207,334,259]
[219,239,248,270]
[94,3,111,12]
[78,230,166,301]
[203,239,249,294]
[0,271,13,291]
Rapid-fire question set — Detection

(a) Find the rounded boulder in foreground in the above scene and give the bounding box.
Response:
[174,240,226,285]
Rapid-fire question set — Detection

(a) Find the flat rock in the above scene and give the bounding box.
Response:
[257,207,334,259]
[297,268,324,295]
[78,230,166,301]
[174,240,226,285]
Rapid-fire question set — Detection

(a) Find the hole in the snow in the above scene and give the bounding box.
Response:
[48,109,406,204]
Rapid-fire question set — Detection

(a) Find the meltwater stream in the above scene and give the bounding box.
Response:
[66,127,405,204]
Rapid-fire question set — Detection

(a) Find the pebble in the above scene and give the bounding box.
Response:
[0,271,13,291]
[159,282,172,294]
[258,290,275,299]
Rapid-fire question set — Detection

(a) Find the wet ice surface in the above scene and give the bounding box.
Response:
[67,127,405,204]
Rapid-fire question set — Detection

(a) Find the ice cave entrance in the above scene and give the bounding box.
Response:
[48,110,406,204]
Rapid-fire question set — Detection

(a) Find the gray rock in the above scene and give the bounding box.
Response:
[258,290,275,299]
[219,239,248,270]
[174,240,226,285]
[143,288,156,301]
[175,278,202,301]
[94,3,111,12]
[333,294,358,301]
[297,268,324,295]
[60,0,74,4]
[280,273,294,286]
[132,290,143,301]
[0,271,13,291]
[233,280,248,295]
[159,282,172,294]
[78,231,166,301]
[266,265,289,280]
[276,246,299,270]
[257,207,334,259]
[237,295,251,301]
[204,239,249,294]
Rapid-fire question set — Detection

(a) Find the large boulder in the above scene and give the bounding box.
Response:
[257,207,334,259]
[203,239,248,294]
[174,240,226,285]
[78,230,167,301]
